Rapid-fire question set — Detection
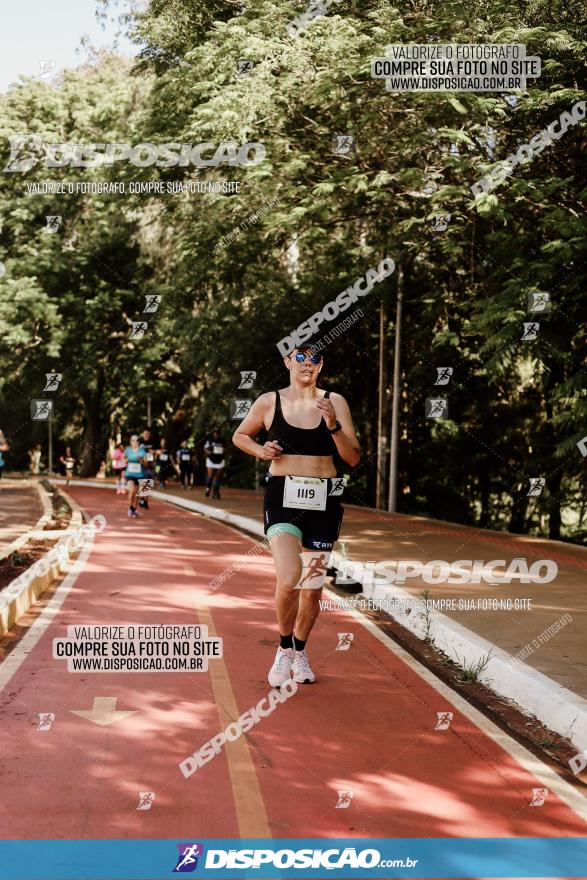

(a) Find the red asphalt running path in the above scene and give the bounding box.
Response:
[0,487,585,855]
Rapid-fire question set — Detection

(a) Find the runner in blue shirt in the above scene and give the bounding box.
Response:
[124,435,147,518]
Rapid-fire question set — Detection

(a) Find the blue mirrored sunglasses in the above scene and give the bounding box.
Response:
[294,351,322,365]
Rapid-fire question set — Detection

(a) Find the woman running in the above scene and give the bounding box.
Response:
[124,434,147,518]
[204,429,225,499]
[59,447,76,485]
[233,343,360,686]
[112,443,127,494]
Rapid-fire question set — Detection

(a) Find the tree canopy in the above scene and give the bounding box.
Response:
[1,0,585,541]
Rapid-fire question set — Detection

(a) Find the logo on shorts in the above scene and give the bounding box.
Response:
[173,843,204,872]
[329,477,346,496]
[310,540,333,550]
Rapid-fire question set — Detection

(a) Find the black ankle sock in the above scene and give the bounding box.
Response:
[279,633,293,650]
[293,635,306,652]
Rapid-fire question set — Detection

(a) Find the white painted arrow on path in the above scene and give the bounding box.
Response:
[70,697,138,726]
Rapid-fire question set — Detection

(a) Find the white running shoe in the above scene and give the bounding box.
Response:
[268,647,294,688]
[293,649,315,684]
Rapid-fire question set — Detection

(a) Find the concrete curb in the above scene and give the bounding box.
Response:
[0,487,89,637]
[50,479,587,753]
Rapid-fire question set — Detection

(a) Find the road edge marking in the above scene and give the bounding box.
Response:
[0,537,94,695]
[196,603,272,839]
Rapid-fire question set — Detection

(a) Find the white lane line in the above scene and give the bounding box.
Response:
[0,537,94,695]
[322,587,587,823]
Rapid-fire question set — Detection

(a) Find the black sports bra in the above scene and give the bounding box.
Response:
[267,391,337,457]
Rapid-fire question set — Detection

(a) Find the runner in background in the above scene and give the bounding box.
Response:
[124,434,147,518]
[177,440,194,489]
[59,447,76,486]
[112,442,127,494]
[204,429,225,500]
[29,444,42,475]
[156,438,174,489]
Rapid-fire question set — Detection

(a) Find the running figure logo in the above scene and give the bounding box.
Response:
[238,371,256,389]
[528,292,551,313]
[328,477,346,496]
[31,400,53,420]
[335,790,353,809]
[37,713,55,731]
[435,711,453,730]
[336,633,354,651]
[530,787,549,806]
[45,215,61,233]
[332,134,355,155]
[522,322,539,340]
[236,59,254,78]
[173,843,204,872]
[137,479,154,498]
[136,791,155,811]
[44,373,62,391]
[425,398,448,419]
[299,553,328,589]
[431,213,451,232]
[3,134,46,173]
[230,399,252,420]
[527,478,545,497]
[130,321,148,339]
[39,60,56,79]
[434,367,453,386]
[143,295,161,313]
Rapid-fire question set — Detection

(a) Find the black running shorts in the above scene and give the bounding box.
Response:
[263,474,344,551]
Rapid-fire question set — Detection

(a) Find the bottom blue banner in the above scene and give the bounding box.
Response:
[0,837,587,880]
[0,837,586,879]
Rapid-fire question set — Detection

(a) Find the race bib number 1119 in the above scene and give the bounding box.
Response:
[283,476,327,511]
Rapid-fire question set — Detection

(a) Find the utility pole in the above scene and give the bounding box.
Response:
[147,396,152,427]
[388,262,404,512]
[48,411,53,476]
[375,299,388,508]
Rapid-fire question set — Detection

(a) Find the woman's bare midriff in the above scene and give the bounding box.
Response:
[268,453,336,478]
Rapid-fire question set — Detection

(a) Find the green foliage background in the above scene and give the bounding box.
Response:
[1,0,585,541]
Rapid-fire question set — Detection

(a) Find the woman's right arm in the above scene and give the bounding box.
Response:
[232,393,283,462]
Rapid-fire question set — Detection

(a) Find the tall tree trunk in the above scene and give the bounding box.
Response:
[80,368,106,477]
[479,468,490,528]
[509,485,529,534]
[548,469,562,540]
[376,299,388,509]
